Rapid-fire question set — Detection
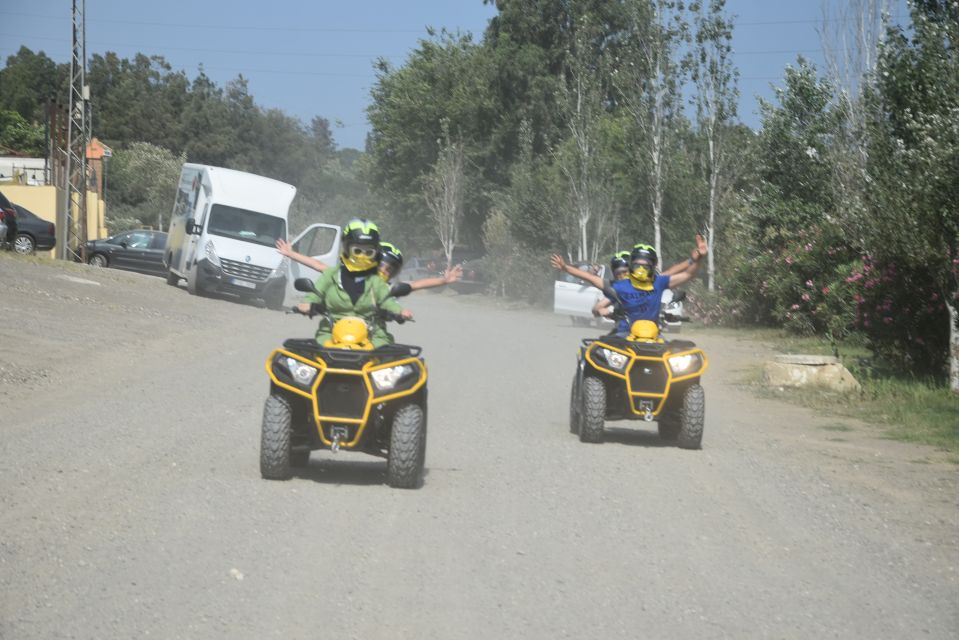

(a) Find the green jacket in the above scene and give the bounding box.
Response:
[305,266,402,347]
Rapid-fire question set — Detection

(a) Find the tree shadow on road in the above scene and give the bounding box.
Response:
[602,425,674,448]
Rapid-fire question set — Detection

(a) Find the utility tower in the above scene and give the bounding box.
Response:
[58,0,89,261]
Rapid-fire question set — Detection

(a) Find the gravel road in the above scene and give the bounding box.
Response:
[1,253,957,639]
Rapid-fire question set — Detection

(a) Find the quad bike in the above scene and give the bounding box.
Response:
[260,278,428,488]
[569,304,708,449]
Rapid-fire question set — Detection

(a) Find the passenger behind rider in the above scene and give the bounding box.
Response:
[551,235,708,334]
[277,238,462,295]
[297,219,412,348]
[590,240,706,318]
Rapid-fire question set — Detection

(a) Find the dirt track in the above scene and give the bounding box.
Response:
[1,252,958,639]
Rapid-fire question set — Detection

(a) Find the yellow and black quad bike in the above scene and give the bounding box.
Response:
[570,315,709,449]
[260,279,428,488]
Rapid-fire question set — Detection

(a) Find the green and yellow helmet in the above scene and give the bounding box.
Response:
[342,218,380,247]
[380,241,403,269]
[630,243,658,267]
[610,251,630,271]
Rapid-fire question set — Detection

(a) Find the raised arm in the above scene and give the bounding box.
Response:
[667,234,708,288]
[276,238,329,273]
[409,264,463,291]
[550,254,605,290]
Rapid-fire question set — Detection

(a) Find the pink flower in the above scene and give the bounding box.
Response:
[785,256,794,265]
[804,243,813,251]
[791,304,800,310]
[801,293,811,302]
[821,286,830,295]
[805,279,814,287]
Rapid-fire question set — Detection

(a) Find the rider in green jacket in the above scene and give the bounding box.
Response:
[297,219,412,347]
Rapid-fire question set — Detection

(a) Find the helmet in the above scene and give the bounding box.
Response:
[342,218,380,247]
[630,243,658,267]
[380,241,403,269]
[629,320,662,343]
[610,251,630,271]
[341,218,381,272]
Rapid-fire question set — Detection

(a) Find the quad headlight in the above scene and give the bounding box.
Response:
[599,348,629,371]
[370,364,415,392]
[668,353,702,375]
[285,356,318,386]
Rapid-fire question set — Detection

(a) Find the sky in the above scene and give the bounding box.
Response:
[1,0,910,151]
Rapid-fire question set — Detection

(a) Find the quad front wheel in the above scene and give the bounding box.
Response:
[260,393,293,479]
[387,404,426,489]
[579,376,606,443]
[569,373,581,434]
[677,384,705,450]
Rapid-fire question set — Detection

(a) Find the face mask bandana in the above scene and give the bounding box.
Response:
[629,264,654,290]
[342,245,378,272]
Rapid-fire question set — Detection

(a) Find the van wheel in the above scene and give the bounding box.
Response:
[677,384,705,450]
[260,393,293,480]
[579,376,606,443]
[386,404,426,489]
[187,269,203,296]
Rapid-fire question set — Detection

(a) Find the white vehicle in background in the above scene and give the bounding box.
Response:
[163,164,340,308]
[554,263,611,327]
[553,263,685,331]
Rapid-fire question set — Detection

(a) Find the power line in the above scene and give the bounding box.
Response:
[1,8,908,32]
[0,10,427,33]
[0,32,403,60]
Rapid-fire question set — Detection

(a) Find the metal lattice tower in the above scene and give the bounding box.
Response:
[58,0,88,261]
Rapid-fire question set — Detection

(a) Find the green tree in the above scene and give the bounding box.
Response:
[0,47,62,123]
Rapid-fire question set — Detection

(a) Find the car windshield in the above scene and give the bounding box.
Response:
[207,204,286,247]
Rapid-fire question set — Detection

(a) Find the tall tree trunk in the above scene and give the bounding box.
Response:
[949,298,958,393]
[707,169,717,291]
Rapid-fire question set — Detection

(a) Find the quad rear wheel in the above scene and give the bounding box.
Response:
[579,376,606,443]
[569,372,581,434]
[677,384,705,450]
[260,393,293,479]
[387,404,426,489]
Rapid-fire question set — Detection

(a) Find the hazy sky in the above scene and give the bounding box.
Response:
[1,0,910,150]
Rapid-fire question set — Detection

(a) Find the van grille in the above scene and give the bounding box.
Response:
[220,258,271,282]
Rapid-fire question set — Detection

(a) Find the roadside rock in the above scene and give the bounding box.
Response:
[763,354,862,393]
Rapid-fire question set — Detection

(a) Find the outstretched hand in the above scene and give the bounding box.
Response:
[401,309,414,321]
[443,264,463,284]
[550,254,567,271]
[276,238,294,257]
[692,234,709,260]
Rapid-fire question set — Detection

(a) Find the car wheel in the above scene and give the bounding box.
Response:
[579,376,606,443]
[88,253,108,268]
[14,234,35,254]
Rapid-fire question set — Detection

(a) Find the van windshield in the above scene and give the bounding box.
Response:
[207,204,286,247]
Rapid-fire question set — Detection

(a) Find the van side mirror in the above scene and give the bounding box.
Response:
[185,219,200,235]
[294,278,319,296]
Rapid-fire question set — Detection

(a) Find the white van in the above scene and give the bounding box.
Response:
[163,164,340,307]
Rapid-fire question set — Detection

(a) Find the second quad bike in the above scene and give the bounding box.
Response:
[570,317,708,449]
[260,278,428,488]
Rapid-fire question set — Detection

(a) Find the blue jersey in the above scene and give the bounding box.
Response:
[610,275,670,333]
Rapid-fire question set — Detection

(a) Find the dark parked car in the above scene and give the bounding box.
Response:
[0,190,16,248]
[85,230,168,276]
[12,204,56,254]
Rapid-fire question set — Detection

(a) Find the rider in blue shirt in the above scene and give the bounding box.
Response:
[551,236,707,334]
